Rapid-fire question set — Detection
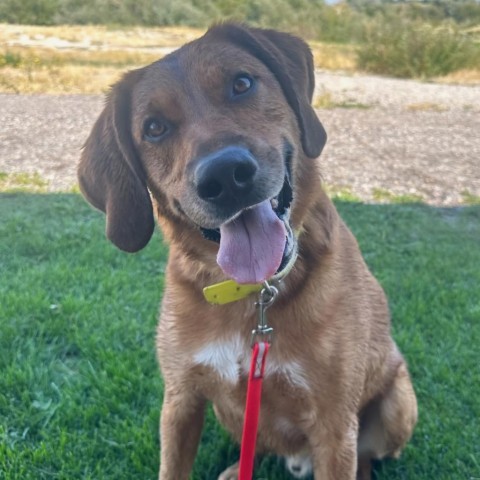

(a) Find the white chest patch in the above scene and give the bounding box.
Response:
[192,334,245,384]
[192,334,310,391]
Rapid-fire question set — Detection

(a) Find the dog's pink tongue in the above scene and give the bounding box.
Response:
[217,200,286,284]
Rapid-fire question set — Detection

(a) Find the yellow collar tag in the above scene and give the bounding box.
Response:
[202,249,298,305]
[203,280,263,305]
[203,230,300,305]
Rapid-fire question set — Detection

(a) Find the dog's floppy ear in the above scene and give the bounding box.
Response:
[78,69,154,253]
[209,23,326,158]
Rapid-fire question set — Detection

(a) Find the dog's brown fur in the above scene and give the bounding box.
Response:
[78,23,417,480]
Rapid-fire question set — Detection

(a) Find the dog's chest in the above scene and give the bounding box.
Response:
[192,333,310,391]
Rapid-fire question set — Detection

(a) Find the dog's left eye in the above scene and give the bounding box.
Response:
[232,75,254,96]
[143,118,169,142]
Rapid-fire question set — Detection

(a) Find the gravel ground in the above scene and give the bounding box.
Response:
[1,71,479,205]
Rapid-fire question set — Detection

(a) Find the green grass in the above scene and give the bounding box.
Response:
[357,18,480,79]
[1,192,479,479]
[462,190,480,205]
[0,172,48,192]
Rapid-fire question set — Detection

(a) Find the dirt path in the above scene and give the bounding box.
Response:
[1,71,479,205]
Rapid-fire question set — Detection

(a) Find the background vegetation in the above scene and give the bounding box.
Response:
[0,0,480,81]
[1,0,480,34]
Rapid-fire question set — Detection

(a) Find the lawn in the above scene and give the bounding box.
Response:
[0,192,479,479]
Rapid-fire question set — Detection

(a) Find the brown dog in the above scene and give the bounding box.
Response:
[78,23,417,480]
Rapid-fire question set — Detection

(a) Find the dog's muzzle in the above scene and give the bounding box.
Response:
[198,145,297,285]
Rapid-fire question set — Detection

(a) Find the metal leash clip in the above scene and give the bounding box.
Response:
[251,281,278,346]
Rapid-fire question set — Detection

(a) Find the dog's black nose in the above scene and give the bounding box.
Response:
[195,147,258,205]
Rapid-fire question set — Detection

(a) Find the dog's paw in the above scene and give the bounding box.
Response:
[285,453,313,478]
[218,461,239,480]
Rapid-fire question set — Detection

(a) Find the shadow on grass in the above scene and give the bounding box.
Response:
[1,192,479,480]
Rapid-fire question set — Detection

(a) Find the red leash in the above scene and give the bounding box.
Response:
[238,282,278,480]
[238,341,270,480]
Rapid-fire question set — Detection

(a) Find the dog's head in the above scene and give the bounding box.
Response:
[78,23,326,284]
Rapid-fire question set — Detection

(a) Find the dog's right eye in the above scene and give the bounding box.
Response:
[232,74,254,96]
[143,118,168,142]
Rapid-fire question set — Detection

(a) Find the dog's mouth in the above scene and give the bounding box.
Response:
[201,149,297,285]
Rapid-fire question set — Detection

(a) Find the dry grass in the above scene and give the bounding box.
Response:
[313,91,335,109]
[310,41,356,72]
[406,102,448,112]
[434,68,480,85]
[0,24,357,94]
[0,24,204,48]
[2,46,162,67]
[0,46,161,93]
[0,24,206,93]
[0,63,126,94]
[1,24,478,94]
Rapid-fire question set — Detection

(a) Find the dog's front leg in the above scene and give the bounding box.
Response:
[309,415,358,480]
[159,387,206,480]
